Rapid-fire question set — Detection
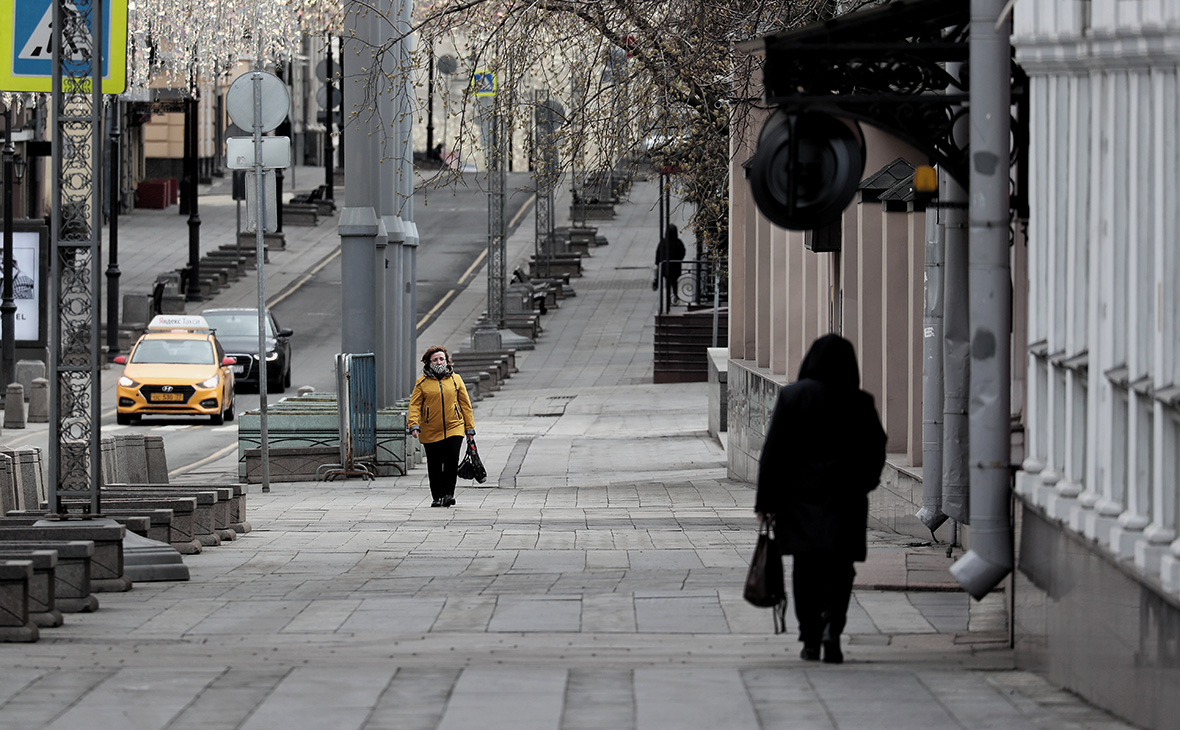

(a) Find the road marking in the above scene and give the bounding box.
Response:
[269,248,342,308]
[457,250,487,286]
[169,442,238,479]
[509,194,536,228]
[418,289,455,329]
[416,194,536,331]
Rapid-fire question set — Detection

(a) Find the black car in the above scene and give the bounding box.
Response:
[201,308,293,392]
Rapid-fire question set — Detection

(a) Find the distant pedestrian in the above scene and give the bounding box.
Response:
[755,334,886,664]
[408,345,476,508]
[653,223,686,309]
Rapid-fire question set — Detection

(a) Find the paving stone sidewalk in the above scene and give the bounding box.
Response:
[0,175,1135,730]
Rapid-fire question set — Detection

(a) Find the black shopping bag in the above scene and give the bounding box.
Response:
[744,517,787,633]
[457,439,487,484]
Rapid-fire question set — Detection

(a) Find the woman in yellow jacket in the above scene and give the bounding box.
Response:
[407,345,476,507]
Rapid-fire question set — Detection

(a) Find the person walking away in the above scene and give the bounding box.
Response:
[408,345,476,507]
[755,334,886,664]
[653,223,686,310]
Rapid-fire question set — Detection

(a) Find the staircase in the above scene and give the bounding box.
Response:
[653,309,728,383]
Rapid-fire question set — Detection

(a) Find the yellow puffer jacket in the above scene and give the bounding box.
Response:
[407,368,475,444]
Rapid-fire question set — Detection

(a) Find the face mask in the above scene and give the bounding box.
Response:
[431,363,448,376]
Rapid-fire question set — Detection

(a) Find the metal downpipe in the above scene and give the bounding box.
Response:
[950,0,1014,599]
[942,173,970,525]
[917,200,947,533]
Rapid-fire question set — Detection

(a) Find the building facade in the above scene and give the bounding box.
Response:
[728,2,1180,728]
[1011,3,1180,728]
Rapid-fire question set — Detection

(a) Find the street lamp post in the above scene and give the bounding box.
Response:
[324,34,335,200]
[185,92,203,302]
[2,106,17,388]
[106,100,122,359]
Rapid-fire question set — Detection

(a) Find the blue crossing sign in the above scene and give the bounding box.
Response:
[0,0,128,93]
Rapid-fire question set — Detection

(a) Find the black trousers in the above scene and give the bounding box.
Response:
[422,435,464,500]
[792,552,856,645]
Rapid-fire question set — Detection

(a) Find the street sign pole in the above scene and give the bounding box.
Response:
[226,68,289,493]
[251,72,270,493]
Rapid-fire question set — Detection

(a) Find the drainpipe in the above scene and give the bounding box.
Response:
[942,171,969,526]
[950,0,1013,599]
[917,198,946,534]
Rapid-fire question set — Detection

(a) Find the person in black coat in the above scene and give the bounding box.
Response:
[653,224,686,309]
[755,334,887,664]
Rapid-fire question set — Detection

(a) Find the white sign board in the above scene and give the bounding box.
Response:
[226,136,291,170]
[0,232,39,341]
[245,169,278,234]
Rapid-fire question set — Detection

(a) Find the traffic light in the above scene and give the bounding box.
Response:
[746,110,865,231]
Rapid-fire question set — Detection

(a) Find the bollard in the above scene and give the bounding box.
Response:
[3,385,26,429]
[143,435,169,484]
[13,361,45,402]
[100,437,117,485]
[26,379,48,424]
[297,385,315,397]
[0,454,13,515]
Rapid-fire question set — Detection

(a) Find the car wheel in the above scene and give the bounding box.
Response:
[284,365,291,389]
[225,400,235,422]
[116,412,131,426]
[272,375,286,394]
[210,407,224,425]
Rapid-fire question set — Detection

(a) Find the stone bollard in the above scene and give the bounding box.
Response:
[0,561,39,642]
[297,385,315,397]
[0,454,13,515]
[14,449,46,511]
[143,435,169,484]
[100,437,117,486]
[13,361,45,402]
[26,379,48,423]
[3,384,26,429]
[115,434,148,483]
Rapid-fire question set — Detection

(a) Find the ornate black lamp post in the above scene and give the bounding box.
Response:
[106,100,122,359]
[2,105,19,387]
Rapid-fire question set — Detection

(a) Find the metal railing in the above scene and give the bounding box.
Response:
[656,259,728,316]
[317,353,377,481]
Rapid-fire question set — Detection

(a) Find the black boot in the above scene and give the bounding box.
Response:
[800,643,820,661]
[431,497,445,507]
[821,640,843,664]
[444,494,456,507]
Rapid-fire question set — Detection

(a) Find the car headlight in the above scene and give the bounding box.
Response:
[118,376,138,387]
[199,375,221,389]
[265,350,279,362]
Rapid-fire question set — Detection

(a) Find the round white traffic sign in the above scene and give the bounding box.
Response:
[226,71,290,133]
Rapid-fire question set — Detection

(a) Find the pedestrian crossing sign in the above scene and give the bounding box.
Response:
[471,70,496,97]
[0,0,128,93]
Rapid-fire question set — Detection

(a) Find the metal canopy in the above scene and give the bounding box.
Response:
[746,0,976,187]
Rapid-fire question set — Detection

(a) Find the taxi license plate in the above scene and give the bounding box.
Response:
[151,393,185,402]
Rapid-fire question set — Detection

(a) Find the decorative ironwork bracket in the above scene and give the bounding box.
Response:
[752,0,1025,196]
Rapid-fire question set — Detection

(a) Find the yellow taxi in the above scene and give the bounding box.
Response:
[113,314,237,425]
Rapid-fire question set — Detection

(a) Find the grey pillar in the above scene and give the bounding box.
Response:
[373,222,389,406]
[339,208,379,354]
[950,0,1014,599]
[385,216,405,403]
[403,222,419,398]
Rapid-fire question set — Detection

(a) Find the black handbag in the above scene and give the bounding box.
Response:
[744,517,787,634]
[457,439,487,484]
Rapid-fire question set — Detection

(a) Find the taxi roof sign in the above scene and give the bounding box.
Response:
[147,314,211,332]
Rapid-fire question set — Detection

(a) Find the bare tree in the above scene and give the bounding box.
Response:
[356,0,856,261]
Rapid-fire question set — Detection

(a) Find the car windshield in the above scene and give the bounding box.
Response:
[204,312,273,338]
[131,339,215,365]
